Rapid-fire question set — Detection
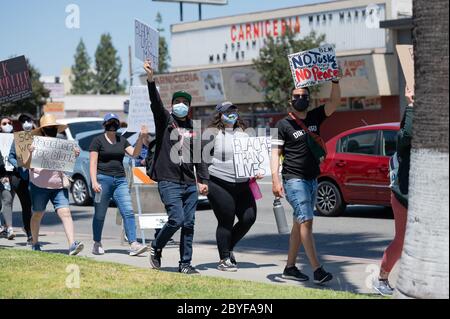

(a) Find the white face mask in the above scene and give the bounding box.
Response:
[1,124,13,133]
[22,121,33,132]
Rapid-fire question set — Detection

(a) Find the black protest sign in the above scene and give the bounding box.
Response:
[0,56,32,105]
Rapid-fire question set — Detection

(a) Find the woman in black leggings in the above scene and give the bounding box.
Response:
[207,101,261,272]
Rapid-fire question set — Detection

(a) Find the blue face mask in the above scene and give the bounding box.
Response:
[172,103,189,118]
[221,113,239,126]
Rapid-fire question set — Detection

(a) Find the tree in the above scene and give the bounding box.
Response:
[70,39,95,94]
[394,0,449,299]
[1,59,49,117]
[94,33,125,94]
[253,31,325,110]
[155,12,170,73]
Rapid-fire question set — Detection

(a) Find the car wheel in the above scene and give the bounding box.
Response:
[71,177,91,206]
[316,181,346,217]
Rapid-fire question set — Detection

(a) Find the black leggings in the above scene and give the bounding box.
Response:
[207,176,257,260]
[13,176,32,236]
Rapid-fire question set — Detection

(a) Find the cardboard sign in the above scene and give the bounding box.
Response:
[14,131,39,168]
[288,45,339,88]
[396,45,414,89]
[0,134,14,171]
[232,136,271,178]
[30,136,78,172]
[0,56,32,105]
[126,86,155,133]
[135,19,159,71]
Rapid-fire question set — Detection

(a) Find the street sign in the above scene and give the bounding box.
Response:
[152,0,227,4]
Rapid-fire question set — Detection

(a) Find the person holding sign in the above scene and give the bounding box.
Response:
[206,102,262,272]
[0,117,16,240]
[271,78,341,284]
[89,114,149,257]
[25,114,84,256]
[144,60,209,275]
[7,113,36,245]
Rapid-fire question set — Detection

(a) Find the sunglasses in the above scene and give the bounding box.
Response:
[292,94,309,100]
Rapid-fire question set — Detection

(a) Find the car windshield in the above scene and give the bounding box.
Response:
[78,133,102,152]
[68,121,103,138]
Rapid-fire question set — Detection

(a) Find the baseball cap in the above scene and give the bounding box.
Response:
[18,113,35,123]
[216,101,237,113]
[172,91,192,105]
[103,113,120,123]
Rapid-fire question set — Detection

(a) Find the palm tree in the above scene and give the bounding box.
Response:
[394,0,449,299]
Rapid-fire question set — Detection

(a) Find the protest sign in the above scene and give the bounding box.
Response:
[288,45,339,88]
[126,86,155,133]
[0,134,14,171]
[0,55,33,105]
[396,45,414,90]
[30,136,78,172]
[232,136,271,178]
[135,19,159,71]
[14,131,37,168]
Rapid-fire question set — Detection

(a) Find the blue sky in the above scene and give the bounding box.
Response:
[0,0,325,82]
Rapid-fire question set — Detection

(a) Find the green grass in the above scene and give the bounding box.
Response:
[0,249,372,299]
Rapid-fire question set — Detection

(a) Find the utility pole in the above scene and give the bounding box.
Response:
[128,45,133,87]
[199,4,202,20]
[180,2,184,21]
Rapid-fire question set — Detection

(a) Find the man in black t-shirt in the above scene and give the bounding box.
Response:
[143,60,209,275]
[271,80,341,284]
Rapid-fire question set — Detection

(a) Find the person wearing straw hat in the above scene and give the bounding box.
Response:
[26,114,84,255]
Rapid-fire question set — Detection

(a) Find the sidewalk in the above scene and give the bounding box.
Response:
[1,230,398,295]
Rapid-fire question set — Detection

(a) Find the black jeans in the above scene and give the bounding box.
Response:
[207,176,257,260]
[12,176,32,237]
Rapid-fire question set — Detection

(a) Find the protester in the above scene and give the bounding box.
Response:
[7,113,35,244]
[0,117,16,240]
[373,87,414,296]
[144,60,209,274]
[26,114,84,255]
[206,101,262,272]
[89,113,148,256]
[271,80,341,284]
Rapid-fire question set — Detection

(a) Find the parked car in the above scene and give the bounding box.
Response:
[316,122,400,217]
[57,117,104,141]
[70,129,209,208]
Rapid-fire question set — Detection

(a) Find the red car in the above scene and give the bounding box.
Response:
[316,122,400,216]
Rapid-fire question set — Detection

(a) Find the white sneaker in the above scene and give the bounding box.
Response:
[92,242,105,255]
[129,242,148,256]
[6,228,15,240]
[373,278,394,296]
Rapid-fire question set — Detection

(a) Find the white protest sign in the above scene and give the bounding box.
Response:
[127,86,155,134]
[30,136,78,172]
[232,136,271,178]
[135,19,159,71]
[0,134,14,171]
[288,44,339,88]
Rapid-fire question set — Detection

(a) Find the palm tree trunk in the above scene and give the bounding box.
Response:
[395,0,449,299]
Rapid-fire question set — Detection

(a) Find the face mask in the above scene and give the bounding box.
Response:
[22,121,33,132]
[172,103,189,118]
[1,124,13,133]
[42,127,58,137]
[293,97,310,112]
[105,122,120,132]
[221,113,239,126]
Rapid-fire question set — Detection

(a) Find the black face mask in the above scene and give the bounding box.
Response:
[293,98,310,112]
[105,122,120,132]
[42,127,58,137]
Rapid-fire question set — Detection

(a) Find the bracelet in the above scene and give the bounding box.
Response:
[332,80,339,84]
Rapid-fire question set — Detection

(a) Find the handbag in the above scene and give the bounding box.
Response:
[249,178,263,200]
[289,112,327,163]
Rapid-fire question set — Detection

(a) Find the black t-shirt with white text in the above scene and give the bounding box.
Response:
[89,134,131,177]
[272,105,328,180]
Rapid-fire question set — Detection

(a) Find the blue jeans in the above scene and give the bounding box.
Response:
[283,178,318,224]
[154,180,198,264]
[93,174,136,244]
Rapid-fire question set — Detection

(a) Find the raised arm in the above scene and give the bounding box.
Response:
[324,81,341,117]
[144,60,170,123]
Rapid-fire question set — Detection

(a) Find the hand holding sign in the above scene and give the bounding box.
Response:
[144,59,154,82]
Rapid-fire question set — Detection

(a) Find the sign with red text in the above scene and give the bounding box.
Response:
[0,56,32,105]
[288,45,339,88]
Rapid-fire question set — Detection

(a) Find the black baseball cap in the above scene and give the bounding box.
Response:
[18,113,35,123]
[216,101,237,113]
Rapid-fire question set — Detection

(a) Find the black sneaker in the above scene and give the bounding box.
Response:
[149,246,162,269]
[217,258,238,272]
[282,266,309,282]
[179,264,199,275]
[229,251,237,265]
[314,266,333,284]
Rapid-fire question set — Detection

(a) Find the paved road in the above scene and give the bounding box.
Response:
[4,182,397,294]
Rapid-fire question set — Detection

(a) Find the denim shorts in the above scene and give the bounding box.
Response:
[29,183,70,212]
[283,178,318,224]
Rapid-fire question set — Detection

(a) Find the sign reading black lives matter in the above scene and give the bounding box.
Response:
[0,55,32,105]
[30,136,78,172]
[232,137,272,178]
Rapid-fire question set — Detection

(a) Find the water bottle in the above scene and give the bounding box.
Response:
[273,197,290,234]
[94,186,102,204]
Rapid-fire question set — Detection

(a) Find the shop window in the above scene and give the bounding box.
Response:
[309,16,314,24]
